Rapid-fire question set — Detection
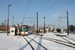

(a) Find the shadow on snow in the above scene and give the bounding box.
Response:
[19,35,38,50]
[36,36,42,50]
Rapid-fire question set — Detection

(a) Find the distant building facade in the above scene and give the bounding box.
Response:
[0,26,10,32]
[69,25,75,32]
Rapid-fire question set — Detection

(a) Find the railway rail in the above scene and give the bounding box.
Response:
[65,37,75,42]
[22,36,47,50]
[33,34,75,48]
[22,33,75,49]
[55,35,75,45]
[40,37,75,48]
[22,36,34,50]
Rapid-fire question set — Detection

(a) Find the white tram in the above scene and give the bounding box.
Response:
[21,25,28,35]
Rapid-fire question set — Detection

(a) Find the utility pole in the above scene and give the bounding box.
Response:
[7,5,11,35]
[67,11,69,35]
[37,12,38,34]
[31,18,32,33]
[34,22,35,29]
[58,11,69,35]
[43,17,46,34]
[12,17,14,26]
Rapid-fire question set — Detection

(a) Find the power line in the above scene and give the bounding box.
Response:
[39,0,60,16]
[24,0,30,17]
[38,0,50,12]
[60,0,74,17]
[58,17,67,29]
[22,20,36,22]
[22,17,37,19]
[31,0,50,18]
[25,0,32,17]
[24,0,32,17]
[32,14,36,18]
[69,9,75,14]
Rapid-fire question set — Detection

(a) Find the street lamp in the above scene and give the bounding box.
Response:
[43,17,46,34]
[7,5,11,35]
[12,17,14,26]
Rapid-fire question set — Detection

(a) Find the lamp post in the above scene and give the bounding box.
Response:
[12,17,14,26]
[43,17,46,34]
[7,5,11,35]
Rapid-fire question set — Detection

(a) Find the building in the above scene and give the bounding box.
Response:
[69,25,75,32]
[0,26,10,32]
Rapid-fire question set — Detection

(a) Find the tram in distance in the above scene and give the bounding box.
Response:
[21,25,28,35]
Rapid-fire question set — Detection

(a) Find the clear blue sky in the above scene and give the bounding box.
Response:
[0,0,75,29]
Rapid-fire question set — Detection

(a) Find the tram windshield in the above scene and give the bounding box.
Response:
[21,25,28,32]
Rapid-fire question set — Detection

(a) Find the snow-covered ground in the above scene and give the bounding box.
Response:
[0,32,75,50]
[29,32,75,50]
[0,33,32,50]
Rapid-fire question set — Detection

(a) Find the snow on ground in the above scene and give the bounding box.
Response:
[28,33,75,50]
[25,36,45,50]
[0,33,32,50]
[0,32,75,50]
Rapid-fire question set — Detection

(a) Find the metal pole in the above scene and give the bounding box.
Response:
[67,11,69,35]
[43,17,45,34]
[7,5,11,35]
[44,17,45,34]
[12,17,13,26]
[31,18,32,33]
[12,17,14,26]
[13,17,14,26]
[7,6,9,35]
[37,12,38,34]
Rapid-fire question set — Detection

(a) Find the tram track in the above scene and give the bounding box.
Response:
[27,36,47,50]
[22,33,75,49]
[33,34,75,48]
[22,36,47,50]
[22,36,34,50]
[60,37,75,45]
[40,37,75,48]
[55,34,75,45]
[65,37,75,42]
[32,34,75,48]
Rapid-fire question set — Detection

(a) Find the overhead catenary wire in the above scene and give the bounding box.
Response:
[23,0,50,19]
[23,0,34,22]
[24,0,30,17]
[60,0,74,17]
[31,0,50,18]
[39,0,60,16]
[24,0,32,17]
[32,14,37,18]
[69,9,75,14]
[57,0,74,29]
[22,20,37,22]
[38,0,50,12]
[22,17,37,19]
